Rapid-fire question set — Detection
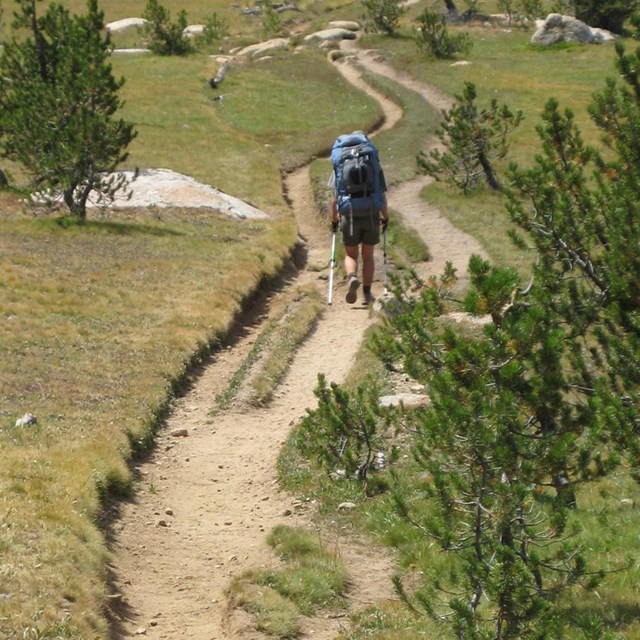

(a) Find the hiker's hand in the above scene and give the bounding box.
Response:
[381,217,389,232]
[331,219,339,232]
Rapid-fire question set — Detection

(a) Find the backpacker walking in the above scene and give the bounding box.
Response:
[329,131,389,305]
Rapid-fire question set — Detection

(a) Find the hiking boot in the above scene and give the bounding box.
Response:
[345,275,360,304]
[363,291,376,305]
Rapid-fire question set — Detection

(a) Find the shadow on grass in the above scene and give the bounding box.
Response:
[565,599,640,634]
[50,216,185,237]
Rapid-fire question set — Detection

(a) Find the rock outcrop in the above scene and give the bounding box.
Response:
[531,14,618,46]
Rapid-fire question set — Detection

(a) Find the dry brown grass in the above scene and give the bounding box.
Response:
[0,203,296,638]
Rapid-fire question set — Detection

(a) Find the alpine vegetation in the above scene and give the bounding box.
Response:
[369,39,640,640]
[0,0,136,219]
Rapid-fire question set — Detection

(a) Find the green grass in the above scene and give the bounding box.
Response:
[250,286,324,405]
[385,215,432,269]
[228,525,349,637]
[112,52,286,211]
[0,6,389,633]
[345,601,437,639]
[361,27,619,166]
[279,20,640,640]
[355,462,640,639]
[0,209,296,638]
[212,48,383,173]
[356,24,624,280]
[111,48,383,212]
[423,183,534,276]
[213,284,324,410]
[4,0,299,40]
[230,581,302,637]
[4,0,640,637]
[359,68,441,186]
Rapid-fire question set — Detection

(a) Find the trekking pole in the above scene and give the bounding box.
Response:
[383,227,388,297]
[328,230,337,306]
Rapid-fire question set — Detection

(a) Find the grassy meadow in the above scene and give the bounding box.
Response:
[0,1,384,635]
[283,8,640,640]
[360,9,620,270]
[1,0,640,638]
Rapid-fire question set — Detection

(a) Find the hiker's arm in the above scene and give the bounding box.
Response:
[380,195,389,231]
[379,169,389,223]
[330,195,339,231]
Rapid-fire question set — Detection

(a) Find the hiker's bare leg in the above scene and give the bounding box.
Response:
[344,244,361,303]
[361,244,375,288]
[344,244,359,278]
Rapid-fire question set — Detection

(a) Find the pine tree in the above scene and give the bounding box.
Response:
[361,0,406,36]
[142,0,193,55]
[375,260,597,639]
[0,0,136,219]
[296,374,389,485]
[414,9,471,60]
[371,40,640,640]
[418,82,522,193]
[573,0,639,34]
[507,41,640,470]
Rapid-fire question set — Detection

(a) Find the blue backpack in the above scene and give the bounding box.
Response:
[331,132,384,217]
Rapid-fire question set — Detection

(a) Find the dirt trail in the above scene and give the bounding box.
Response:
[108,45,487,640]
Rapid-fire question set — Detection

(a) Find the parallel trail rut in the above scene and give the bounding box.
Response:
[108,44,487,640]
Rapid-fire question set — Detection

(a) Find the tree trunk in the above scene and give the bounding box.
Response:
[444,0,458,15]
[209,60,229,89]
[478,149,500,190]
[574,1,630,34]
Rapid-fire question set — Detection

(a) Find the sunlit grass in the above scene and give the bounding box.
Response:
[112,48,383,211]
[213,285,324,410]
[228,525,349,637]
[345,600,437,639]
[250,286,324,405]
[1,2,389,633]
[215,48,384,172]
[357,24,624,281]
[278,22,640,640]
[422,183,534,276]
[4,0,302,41]
[229,580,302,637]
[3,0,640,638]
[112,53,286,212]
[0,209,296,637]
[360,27,619,168]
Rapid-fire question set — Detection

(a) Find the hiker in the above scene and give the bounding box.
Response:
[329,131,389,305]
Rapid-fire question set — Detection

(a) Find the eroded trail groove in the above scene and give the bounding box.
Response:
[108,45,486,640]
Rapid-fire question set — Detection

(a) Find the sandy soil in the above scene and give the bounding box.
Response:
[106,42,487,640]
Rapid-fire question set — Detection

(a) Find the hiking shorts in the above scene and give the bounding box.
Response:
[341,213,381,246]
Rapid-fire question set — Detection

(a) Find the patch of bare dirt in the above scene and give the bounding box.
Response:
[107,42,486,640]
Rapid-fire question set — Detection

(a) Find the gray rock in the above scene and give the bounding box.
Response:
[531,14,617,46]
[236,37,289,57]
[304,28,357,43]
[15,413,37,427]
[106,17,148,32]
[379,393,430,408]
[183,24,205,37]
[328,20,361,31]
[112,49,152,55]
